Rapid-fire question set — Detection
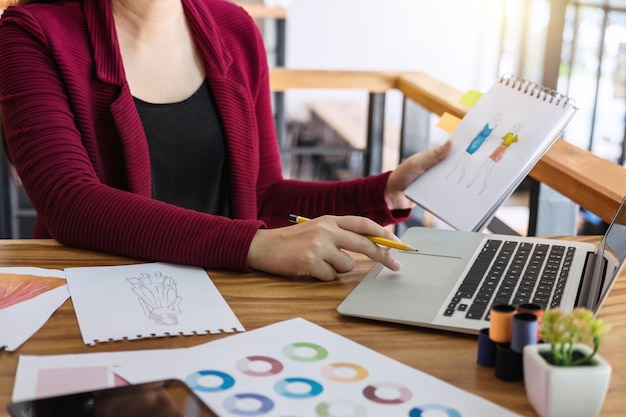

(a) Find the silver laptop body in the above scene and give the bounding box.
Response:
[337,197,626,334]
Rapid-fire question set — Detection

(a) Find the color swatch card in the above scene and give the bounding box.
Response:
[0,267,68,351]
[64,262,244,345]
[115,318,522,417]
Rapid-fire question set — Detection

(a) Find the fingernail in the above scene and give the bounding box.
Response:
[391,259,402,271]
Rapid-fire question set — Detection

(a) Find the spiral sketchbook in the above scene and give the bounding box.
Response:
[403,74,578,232]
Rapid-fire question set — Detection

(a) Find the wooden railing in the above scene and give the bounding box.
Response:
[236,3,287,20]
[269,68,626,225]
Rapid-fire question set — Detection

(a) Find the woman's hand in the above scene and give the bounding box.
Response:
[247,215,402,281]
[385,140,452,210]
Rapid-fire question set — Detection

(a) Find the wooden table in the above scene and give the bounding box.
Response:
[1,238,625,416]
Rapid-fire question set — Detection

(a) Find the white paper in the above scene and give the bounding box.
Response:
[404,76,578,232]
[64,262,244,345]
[115,318,522,417]
[12,349,175,402]
[0,267,68,351]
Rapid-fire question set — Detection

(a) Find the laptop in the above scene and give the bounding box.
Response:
[337,196,626,334]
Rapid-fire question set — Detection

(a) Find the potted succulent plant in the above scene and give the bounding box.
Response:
[523,307,612,417]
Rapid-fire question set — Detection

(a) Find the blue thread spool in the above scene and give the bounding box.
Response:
[511,312,538,353]
[517,302,543,340]
[477,327,497,367]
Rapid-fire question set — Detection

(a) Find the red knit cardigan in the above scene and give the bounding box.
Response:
[0,0,409,271]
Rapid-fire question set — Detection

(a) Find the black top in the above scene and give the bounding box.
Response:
[134,79,230,216]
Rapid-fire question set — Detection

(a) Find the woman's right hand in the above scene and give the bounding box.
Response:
[247,215,402,281]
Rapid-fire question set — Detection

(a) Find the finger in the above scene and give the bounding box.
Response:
[392,140,453,191]
[327,216,402,271]
[298,262,338,282]
[408,140,453,174]
[377,249,403,271]
[300,218,362,275]
[320,237,400,276]
[286,250,338,282]
[324,249,356,274]
[422,139,453,168]
[278,216,401,279]
[333,215,398,242]
[341,238,402,272]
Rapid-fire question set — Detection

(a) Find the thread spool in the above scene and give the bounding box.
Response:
[477,328,497,367]
[494,343,523,381]
[489,304,516,343]
[516,302,543,340]
[511,312,538,353]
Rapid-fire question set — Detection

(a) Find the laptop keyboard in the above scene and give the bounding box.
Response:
[443,238,576,321]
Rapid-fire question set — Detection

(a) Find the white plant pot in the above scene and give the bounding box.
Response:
[523,343,611,417]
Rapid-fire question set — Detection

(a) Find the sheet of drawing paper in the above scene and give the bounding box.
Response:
[12,349,172,402]
[404,75,578,231]
[64,262,245,345]
[115,318,522,417]
[0,267,68,351]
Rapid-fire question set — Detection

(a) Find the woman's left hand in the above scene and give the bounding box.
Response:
[385,140,452,210]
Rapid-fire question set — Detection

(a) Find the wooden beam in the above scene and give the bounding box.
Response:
[530,139,626,223]
[395,73,626,222]
[269,68,626,223]
[396,73,469,119]
[269,68,398,92]
[237,3,287,20]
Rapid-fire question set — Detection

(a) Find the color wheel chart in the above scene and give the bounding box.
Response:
[116,318,521,417]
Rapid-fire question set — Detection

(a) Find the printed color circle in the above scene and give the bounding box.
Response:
[186,370,235,392]
[362,382,412,404]
[409,405,462,417]
[236,355,284,376]
[282,342,329,362]
[321,362,368,382]
[315,400,366,417]
[274,377,323,398]
[223,393,274,415]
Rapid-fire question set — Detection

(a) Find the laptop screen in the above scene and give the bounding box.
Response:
[591,196,626,311]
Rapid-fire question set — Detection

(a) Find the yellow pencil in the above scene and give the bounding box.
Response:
[288,214,418,252]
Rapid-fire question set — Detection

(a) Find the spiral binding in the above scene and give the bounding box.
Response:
[498,74,574,108]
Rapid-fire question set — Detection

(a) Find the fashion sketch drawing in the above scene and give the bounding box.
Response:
[446,113,502,183]
[127,272,182,325]
[467,123,522,195]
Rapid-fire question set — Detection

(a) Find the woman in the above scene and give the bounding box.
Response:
[0,0,451,281]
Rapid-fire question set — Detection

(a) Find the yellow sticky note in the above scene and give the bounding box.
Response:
[459,90,483,106]
[436,112,462,133]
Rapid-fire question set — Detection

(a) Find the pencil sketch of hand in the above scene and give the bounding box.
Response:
[127,272,182,325]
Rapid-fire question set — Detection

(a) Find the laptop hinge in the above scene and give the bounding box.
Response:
[575,251,597,309]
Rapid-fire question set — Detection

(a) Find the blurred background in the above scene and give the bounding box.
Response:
[1,0,624,236]
[257,0,626,235]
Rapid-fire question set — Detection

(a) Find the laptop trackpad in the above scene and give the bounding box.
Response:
[389,252,461,287]
[338,252,463,324]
